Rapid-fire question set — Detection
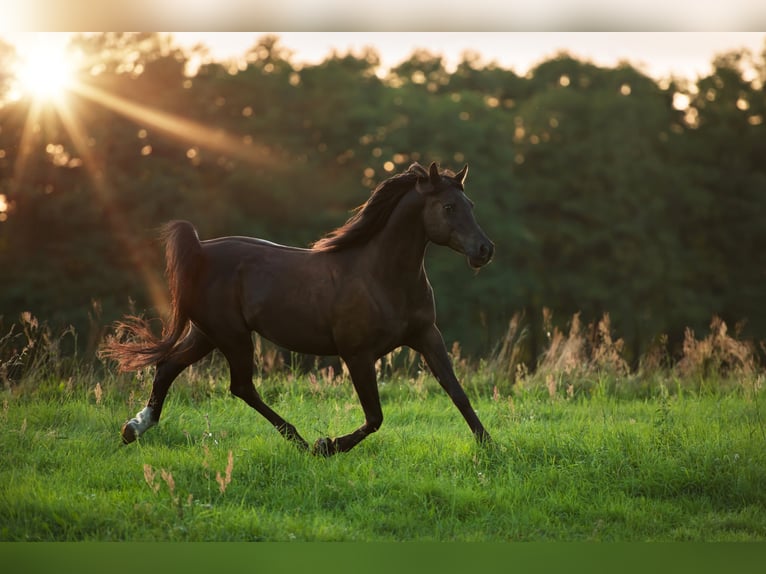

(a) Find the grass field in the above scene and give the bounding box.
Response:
[2,363,765,542]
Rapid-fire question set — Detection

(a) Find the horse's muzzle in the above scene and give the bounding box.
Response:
[468,240,494,269]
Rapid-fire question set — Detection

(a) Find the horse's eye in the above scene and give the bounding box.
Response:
[443,203,455,213]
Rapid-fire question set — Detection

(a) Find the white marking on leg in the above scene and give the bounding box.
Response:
[129,406,157,436]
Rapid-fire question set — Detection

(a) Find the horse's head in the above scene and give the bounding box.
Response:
[418,162,494,270]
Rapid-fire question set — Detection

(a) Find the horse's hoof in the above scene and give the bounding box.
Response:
[121,421,138,445]
[312,437,337,457]
[478,432,494,446]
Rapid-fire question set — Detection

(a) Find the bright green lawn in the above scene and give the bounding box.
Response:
[1,375,765,541]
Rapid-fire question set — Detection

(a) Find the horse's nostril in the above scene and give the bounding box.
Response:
[479,242,493,260]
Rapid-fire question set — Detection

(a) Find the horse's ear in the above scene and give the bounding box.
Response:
[455,164,468,185]
[429,162,440,186]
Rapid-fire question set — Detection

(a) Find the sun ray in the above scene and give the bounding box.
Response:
[54,97,170,315]
[9,98,44,197]
[70,82,280,169]
[62,80,287,316]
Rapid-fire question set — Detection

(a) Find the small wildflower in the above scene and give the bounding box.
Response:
[201,443,211,469]
[308,372,319,393]
[546,374,557,398]
[322,365,335,385]
[161,469,176,495]
[143,464,160,494]
[216,450,234,494]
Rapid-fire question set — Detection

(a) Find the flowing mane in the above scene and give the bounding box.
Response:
[311,163,430,252]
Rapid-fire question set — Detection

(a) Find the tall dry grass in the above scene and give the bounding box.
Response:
[489,310,763,399]
[676,317,755,378]
[1,310,764,400]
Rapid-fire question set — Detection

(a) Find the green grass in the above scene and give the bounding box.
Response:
[1,372,765,541]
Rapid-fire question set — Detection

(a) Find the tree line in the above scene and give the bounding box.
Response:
[1,33,764,367]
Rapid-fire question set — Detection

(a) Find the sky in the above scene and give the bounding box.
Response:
[1,1,764,81]
[2,0,766,32]
[176,32,766,81]
[3,32,765,83]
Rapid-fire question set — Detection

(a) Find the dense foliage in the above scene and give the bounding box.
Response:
[1,33,765,365]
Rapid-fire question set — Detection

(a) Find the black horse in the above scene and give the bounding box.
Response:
[103,161,494,455]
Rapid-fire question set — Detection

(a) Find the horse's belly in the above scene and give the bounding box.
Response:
[245,304,338,356]
[263,327,338,357]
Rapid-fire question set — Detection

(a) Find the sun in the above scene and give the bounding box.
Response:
[14,36,77,104]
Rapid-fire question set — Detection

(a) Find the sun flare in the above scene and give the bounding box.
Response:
[14,38,77,104]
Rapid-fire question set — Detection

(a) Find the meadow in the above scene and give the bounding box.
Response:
[2,346,765,541]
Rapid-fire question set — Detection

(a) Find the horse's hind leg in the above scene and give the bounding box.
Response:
[122,326,214,444]
[223,339,309,451]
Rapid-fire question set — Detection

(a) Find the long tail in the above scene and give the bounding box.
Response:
[101,221,203,372]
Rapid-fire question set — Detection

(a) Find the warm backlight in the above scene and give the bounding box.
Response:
[15,39,76,103]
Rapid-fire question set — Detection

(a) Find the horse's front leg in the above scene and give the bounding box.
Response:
[312,354,382,456]
[410,325,492,444]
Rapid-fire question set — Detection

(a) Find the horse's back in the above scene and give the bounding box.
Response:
[194,235,340,354]
[203,235,310,253]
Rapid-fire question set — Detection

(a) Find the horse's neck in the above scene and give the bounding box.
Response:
[365,189,428,278]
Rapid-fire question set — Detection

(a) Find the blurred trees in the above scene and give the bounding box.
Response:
[1,33,764,364]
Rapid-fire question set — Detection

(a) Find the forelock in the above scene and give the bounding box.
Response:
[407,162,429,179]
